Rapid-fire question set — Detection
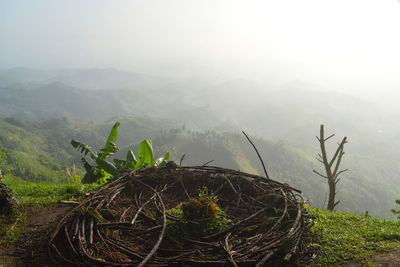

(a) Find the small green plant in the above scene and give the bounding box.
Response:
[182,186,222,221]
[71,121,170,183]
[391,199,400,221]
[167,187,231,239]
[66,164,82,183]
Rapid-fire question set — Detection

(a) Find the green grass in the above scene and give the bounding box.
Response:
[308,206,400,266]
[0,208,25,246]
[3,177,100,206]
[0,178,100,245]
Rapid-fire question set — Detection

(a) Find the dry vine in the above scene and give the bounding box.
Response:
[49,165,315,266]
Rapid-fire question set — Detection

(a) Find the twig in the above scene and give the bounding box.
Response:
[202,207,268,240]
[59,200,80,205]
[131,192,157,225]
[242,131,270,179]
[180,175,191,199]
[256,248,278,267]
[224,232,239,267]
[202,159,214,166]
[180,154,186,166]
[137,181,167,267]
[119,206,132,222]
[10,212,22,231]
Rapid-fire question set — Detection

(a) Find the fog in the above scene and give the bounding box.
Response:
[3,1,400,218]
[1,0,400,106]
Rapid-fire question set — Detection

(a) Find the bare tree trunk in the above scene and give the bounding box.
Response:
[313,125,348,211]
[327,179,336,211]
[0,170,19,215]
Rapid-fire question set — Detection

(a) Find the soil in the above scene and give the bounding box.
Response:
[368,247,400,267]
[0,204,72,267]
[342,246,400,267]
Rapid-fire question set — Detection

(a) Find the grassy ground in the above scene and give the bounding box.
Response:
[4,177,99,206]
[0,178,100,246]
[0,206,25,246]
[307,206,400,266]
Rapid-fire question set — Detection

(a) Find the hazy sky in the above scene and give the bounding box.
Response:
[1,0,400,100]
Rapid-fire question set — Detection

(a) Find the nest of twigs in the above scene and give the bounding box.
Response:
[49,165,316,266]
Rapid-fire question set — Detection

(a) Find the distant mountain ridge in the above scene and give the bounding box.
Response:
[0,67,166,90]
[0,67,385,135]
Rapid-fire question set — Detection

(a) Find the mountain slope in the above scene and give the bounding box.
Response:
[1,68,400,219]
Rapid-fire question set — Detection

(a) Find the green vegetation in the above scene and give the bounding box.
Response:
[181,186,231,235]
[3,177,99,206]
[0,119,72,183]
[0,115,399,218]
[391,199,400,221]
[71,121,123,183]
[0,207,25,246]
[0,178,99,245]
[72,121,170,183]
[0,116,169,183]
[308,206,400,266]
[167,187,231,239]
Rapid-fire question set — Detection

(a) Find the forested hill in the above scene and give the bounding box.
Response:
[0,116,399,219]
[2,68,400,219]
[0,81,190,122]
[0,68,390,136]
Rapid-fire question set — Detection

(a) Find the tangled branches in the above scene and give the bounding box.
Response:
[49,166,315,266]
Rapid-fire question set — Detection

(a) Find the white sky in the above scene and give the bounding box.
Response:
[1,0,400,100]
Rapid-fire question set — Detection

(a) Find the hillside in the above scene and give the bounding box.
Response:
[1,68,400,219]
[0,118,69,183]
[0,82,188,122]
[0,116,399,219]
[0,116,174,182]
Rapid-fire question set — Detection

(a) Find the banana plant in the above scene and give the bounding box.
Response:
[113,141,170,170]
[71,122,120,183]
[71,121,171,184]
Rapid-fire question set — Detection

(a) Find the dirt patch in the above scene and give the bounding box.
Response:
[342,244,400,267]
[0,204,72,267]
[369,246,400,267]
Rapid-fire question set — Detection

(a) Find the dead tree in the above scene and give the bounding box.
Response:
[313,125,348,211]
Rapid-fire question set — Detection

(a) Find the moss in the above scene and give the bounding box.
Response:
[166,187,232,239]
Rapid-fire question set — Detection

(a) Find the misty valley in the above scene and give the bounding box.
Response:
[1,67,399,219]
[2,67,400,266]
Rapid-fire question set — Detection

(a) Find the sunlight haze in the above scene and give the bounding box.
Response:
[1,0,400,103]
